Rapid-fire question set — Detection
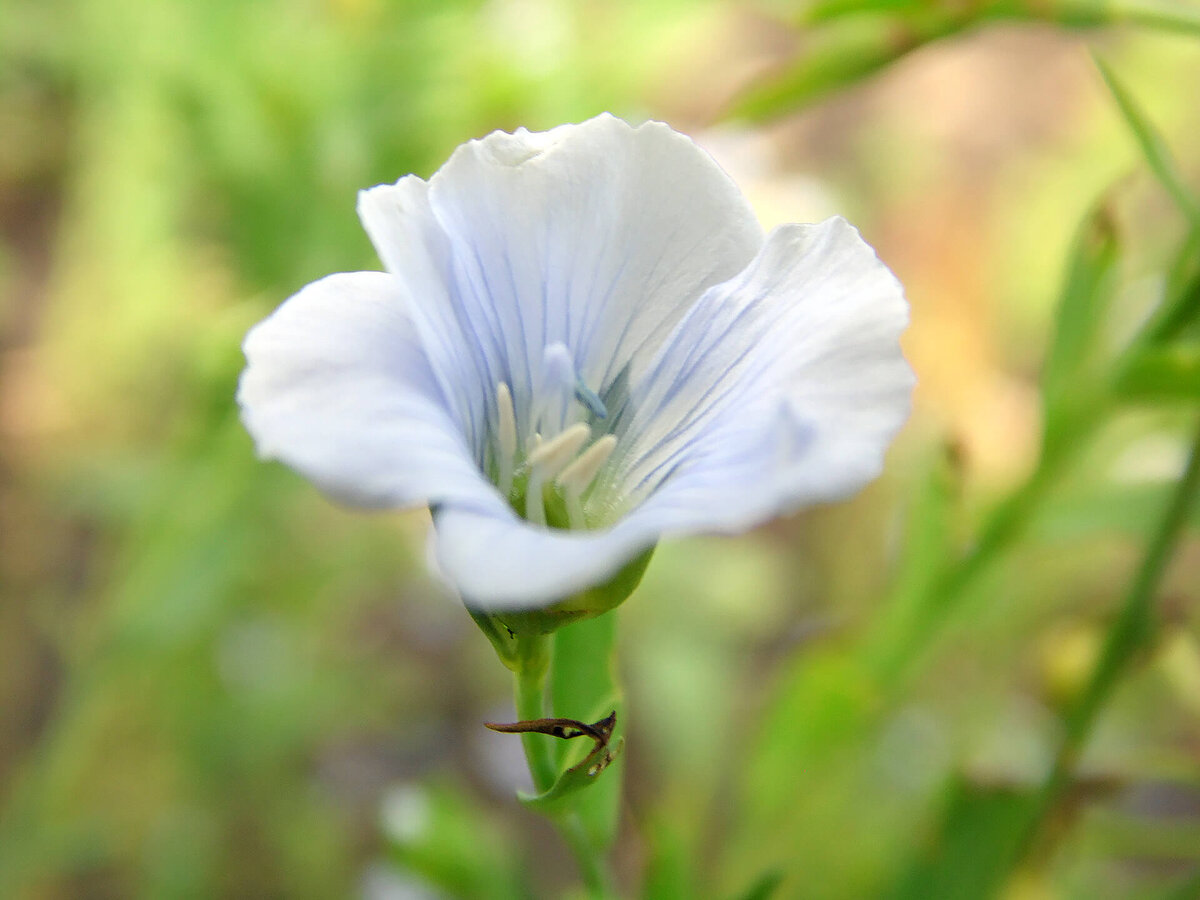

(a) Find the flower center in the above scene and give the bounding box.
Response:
[490,345,617,530]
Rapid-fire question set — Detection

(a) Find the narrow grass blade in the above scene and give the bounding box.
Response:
[884,777,1038,900]
[1041,199,1120,425]
[1094,55,1200,227]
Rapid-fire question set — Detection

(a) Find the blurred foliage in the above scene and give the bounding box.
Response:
[2,0,1200,898]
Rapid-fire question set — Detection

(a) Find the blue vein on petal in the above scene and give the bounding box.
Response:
[622,291,770,494]
[595,225,714,391]
[624,239,816,496]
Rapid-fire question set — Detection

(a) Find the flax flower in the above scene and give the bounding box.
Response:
[239,114,913,614]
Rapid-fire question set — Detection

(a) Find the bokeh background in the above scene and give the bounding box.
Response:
[3,1,1199,897]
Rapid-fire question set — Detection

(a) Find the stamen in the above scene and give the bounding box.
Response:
[526,486,547,527]
[487,350,610,527]
[496,382,517,495]
[557,434,617,530]
[556,434,617,496]
[526,423,591,478]
[525,423,590,526]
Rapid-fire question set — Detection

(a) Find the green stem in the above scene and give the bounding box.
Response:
[870,299,1186,687]
[559,813,613,899]
[1017,413,1200,862]
[512,633,615,898]
[868,434,1079,685]
[514,633,556,792]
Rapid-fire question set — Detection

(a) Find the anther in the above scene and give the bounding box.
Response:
[526,423,590,478]
[556,434,617,496]
[525,423,590,525]
[557,434,616,530]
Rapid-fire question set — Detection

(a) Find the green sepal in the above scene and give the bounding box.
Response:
[552,616,624,848]
[468,607,521,671]
[483,545,654,636]
[517,735,624,815]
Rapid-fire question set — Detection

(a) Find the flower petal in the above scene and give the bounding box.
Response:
[358,114,763,440]
[431,497,660,610]
[608,216,914,530]
[431,218,912,610]
[238,272,493,509]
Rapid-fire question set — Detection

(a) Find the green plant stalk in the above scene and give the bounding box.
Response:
[514,633,556,791]
[1018,0,1200,35]
[869,306,1187,686]
[866,419,1088,685]
[1064,417,1200,751]
[1013,413,1200,864]
[1093,56,1200,228]
[736,0,1200,122]
[869,220,1194,687]
[1166,866,1200,900]
[1132,259,1200,355]
[801,0,1200,35]
[512,633,614,899]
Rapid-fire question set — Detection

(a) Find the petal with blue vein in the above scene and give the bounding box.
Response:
[431,498,661,610]
[611,217,914,528]
[355,176,492,460]
[431,219,913,609]
[359,114,762,441]
[238,272,495,510]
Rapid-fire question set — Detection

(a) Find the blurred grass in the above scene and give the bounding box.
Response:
[2,0,1199,898]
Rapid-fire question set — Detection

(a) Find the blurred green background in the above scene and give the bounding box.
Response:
[2,0,1199,897]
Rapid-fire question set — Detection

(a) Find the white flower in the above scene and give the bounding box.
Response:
[238,114,913,612]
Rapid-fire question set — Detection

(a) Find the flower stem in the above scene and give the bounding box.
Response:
[512,633,615,898]
[1015,413,1200,861]
[559,813,612,898]
[514,633,556,792]
[866,434,1078,686]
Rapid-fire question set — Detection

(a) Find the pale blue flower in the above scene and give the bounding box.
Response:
[238,114,913,611]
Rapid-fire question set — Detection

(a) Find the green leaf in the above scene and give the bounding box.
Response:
[1053,0,1200,35]
[732,870,785,900]
[1152,242,1200,344]
[517,735,624,815]
[1163,867,1200,900]
[383,780,526,900]
[1114,343,1200,402]
[864,442,963,679]
[801,0,914,24]
[739,651,880,826]
[550,612,624,849]
[1034,478,1200,542]
[640,818,696,900]
[1041,199,1120,408]
[1094,56,1200,228]
[728,15,962,121]
[884,777,1038,900]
